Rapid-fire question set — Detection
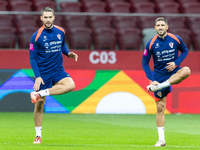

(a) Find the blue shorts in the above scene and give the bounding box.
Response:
[38,70,71,90]
[153,67,180,100]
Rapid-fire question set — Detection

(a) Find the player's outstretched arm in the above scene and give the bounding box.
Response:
[68,52,78,62]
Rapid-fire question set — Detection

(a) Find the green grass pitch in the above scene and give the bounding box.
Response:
[0,113,199,150]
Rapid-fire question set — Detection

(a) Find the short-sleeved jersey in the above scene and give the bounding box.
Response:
[29,25,70,78]
[142,33,188,82]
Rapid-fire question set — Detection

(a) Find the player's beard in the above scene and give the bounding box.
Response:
[157,30,167,37]
[44,22,53,29]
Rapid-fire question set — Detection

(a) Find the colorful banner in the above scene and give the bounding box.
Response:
[0,50,199,114]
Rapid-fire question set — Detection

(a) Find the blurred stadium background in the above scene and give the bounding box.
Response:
[0,0,200,114]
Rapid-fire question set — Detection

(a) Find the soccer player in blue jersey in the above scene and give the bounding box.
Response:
[29,7,78,144]
[142,17,191,147]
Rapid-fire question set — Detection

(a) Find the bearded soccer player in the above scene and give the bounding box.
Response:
[142,17,191,147]
[29,7,78,144]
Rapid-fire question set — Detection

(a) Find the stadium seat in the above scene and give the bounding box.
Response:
[156,2,180,13]
[62,15,87,32]
[59,2,82,12]
[68,27,92,50]
[108,2,131,13]
[117,28,141,50]
[191,29,200,50]
[18,26,38,48]
[0,1,8,11]
[105,0,127,11]
[0,15,14,27]
[83,1,106,12]
[113,16,138,30]
[14,15,39,34]
[79,0,101,11]
[138,16,157,29]
[93,27,116,50]
[187,17,200,31]
[133,2,155,13]
[88,16,112,31]
[33,1,57,11]
[9,1,32,11]
[166,17,186,29]
[0,26,16,48]
[169,28,191,49]
[181,2,200,14]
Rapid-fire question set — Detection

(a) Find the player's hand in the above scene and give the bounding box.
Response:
[147,81,159,92]
[165,62,176,72]
[68,52,78,62]
[33,77,44,91]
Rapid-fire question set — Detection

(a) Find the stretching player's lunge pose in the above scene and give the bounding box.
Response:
[142,17,191,147]
[29,7,78,144]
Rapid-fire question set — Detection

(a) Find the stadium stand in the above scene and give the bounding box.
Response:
[93,27,116,50]
[117,28,141,50]
[0,0,200,50]
[0,26,16,48]
[59,1,81,12]
[67,27,92,49]
[0,1,8,11]
[9,1,32,11]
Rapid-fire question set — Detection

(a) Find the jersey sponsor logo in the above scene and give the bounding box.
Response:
[43,36,47,41]
[143,49,147,56]
[169,42,174,48]
[29,43,34,51]
[57,34,61,40]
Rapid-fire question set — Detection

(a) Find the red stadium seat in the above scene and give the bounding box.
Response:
[9,1,32,11]
[113,16,138,30]
[88,16,112,31]
[181,2,200,13]
[191,29,200,50]
[14,15,39,34]
[83,1,106,12]
[0,15,14,27]
[68,27,92,50]
[0,1,8,11]
[79,0,101,11]
[133,2,155,13]
[138,16,157,29]
[156,2,180,13]
[166,17,186,29]
[93,27,116,50]
[105,0,127,11]
[60,2,82,12]
[117,28,141,50]
[18,26,38,49]
[0,26,16,48]
[129,0,151,12]
[187,17,200,31]
[62,15,87,33]
[109,2,131,13]
[169,28,191,49]
[33,1,57,11]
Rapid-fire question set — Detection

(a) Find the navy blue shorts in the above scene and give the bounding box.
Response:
[39,70,71,90]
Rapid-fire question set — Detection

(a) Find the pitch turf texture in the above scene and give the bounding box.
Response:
[0,113,199,150]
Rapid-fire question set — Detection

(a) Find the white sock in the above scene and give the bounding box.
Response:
[157,127,165,141]
[35,127,42,137]
[158,80,170,89]
[38,89,50,97]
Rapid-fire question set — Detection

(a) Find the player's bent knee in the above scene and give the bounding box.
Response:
[182,67,191,77]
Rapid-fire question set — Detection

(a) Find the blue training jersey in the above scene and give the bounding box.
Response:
[142,33,188,82]
[29,25,70,78]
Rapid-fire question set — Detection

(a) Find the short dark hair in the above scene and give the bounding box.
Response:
[155,17,168,25]
[41,7,54,16]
